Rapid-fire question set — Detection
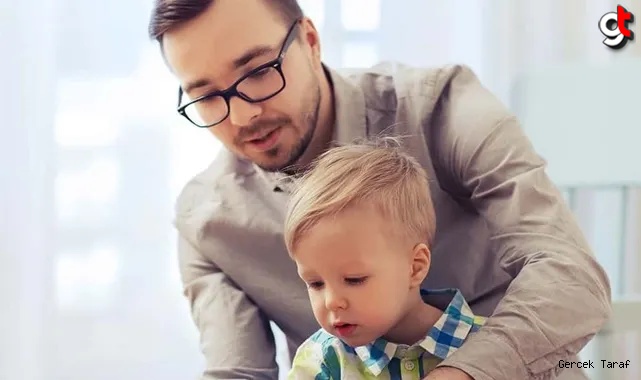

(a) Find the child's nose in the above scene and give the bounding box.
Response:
[325,288,347,311]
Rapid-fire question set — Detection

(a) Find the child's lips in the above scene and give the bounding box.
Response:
[333,322,357,338]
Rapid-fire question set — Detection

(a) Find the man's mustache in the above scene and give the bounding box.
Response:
[235,117,291,143]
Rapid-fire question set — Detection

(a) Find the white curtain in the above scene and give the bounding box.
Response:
[1,0,56,378]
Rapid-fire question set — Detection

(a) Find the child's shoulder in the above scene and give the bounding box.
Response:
[295,328,361,367]
[290,329,356,379]
[297,328,345,355]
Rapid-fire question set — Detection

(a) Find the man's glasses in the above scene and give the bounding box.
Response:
[176,19,301,128]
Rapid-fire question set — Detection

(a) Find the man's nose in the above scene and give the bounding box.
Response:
[325,287,347,311]
[228,96,262,126]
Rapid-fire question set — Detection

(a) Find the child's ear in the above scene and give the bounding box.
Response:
[409,243,430,289]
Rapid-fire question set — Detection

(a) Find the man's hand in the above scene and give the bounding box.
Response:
[424,366,474,380]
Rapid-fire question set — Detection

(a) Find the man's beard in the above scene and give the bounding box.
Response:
[258,82,321,173]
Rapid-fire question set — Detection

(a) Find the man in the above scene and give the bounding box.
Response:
[148,0,612,379]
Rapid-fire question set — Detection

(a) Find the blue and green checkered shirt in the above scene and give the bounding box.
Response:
[288,288,486,379]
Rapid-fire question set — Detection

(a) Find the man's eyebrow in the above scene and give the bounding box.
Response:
[182,45,277,94]
[183,78,211,94]
[232,45,276,69]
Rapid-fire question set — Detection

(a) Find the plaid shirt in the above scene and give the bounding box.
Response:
[288,289,486,379]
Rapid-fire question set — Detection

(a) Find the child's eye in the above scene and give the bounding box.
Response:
[345,277,367,285]
[307,281,324,289]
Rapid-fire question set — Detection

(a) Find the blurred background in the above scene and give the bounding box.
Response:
[1,0,640,379]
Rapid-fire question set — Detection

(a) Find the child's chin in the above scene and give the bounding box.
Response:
[340,334,376,348]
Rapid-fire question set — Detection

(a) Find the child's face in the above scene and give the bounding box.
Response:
[292,205,427,347]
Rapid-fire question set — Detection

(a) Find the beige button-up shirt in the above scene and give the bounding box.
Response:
[174,63,611,380]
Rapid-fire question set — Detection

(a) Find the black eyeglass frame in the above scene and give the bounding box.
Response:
[176,19,302,128]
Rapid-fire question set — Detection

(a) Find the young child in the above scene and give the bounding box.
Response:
[284,138,486,379]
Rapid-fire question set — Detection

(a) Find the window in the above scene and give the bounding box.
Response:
[55,245,120,314]
[342,42,379,68]
[341,0,381,31]
[298,0,325,33]
[55,158,120,225]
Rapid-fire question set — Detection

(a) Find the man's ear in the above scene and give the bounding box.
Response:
[300,17,322,62]
[409,243,431,289]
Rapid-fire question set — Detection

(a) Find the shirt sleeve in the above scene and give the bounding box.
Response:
[425,65,612,379]
[178,236,279,380]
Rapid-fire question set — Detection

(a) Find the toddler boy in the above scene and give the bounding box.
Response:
[284,138,486,379]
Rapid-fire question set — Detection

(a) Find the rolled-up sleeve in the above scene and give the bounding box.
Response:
[428,66,612,379]
[178,236,279,380]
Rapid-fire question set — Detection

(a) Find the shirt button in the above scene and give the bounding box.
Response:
[404,361,416,371]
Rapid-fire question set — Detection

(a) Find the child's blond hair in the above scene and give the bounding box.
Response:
[284,137,436,254]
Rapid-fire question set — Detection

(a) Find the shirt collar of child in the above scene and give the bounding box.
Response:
[348,288,485,376]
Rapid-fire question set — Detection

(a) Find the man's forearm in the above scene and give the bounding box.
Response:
[178,237,279,379]
[436,250,611,380]
[449,114,610,378]
[425,366,473,380]
[424,65,612,380]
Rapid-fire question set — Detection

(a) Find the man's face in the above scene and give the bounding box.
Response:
[163,0,322,172]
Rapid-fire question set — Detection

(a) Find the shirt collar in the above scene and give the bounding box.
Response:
[351,288,481,377]
[255,64,368,192]
[326,65,367,146]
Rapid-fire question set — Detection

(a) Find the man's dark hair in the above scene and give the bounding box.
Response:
[148,0,304,42]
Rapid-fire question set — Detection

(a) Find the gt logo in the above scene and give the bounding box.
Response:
[598,5,635,49]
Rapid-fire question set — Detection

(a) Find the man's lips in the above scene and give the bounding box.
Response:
[243,127,282,152]
[243,127,280,143]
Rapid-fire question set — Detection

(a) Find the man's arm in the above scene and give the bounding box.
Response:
[424,65,612,380]
[178,236,279,380]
